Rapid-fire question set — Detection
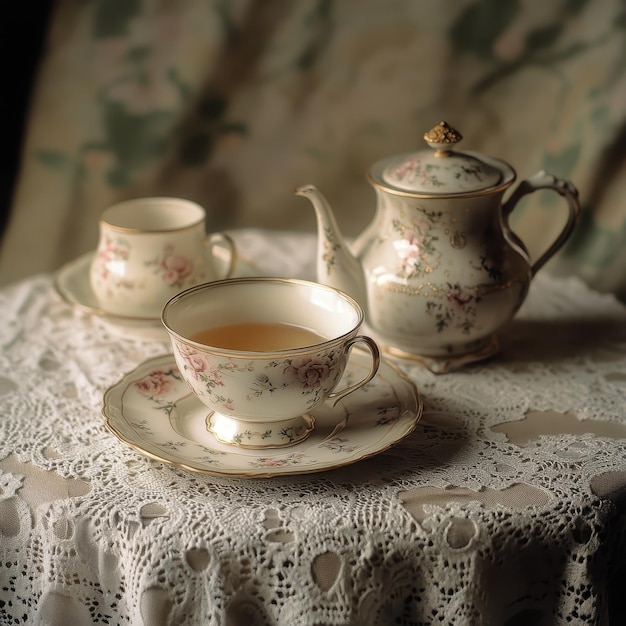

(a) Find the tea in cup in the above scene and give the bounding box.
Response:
[161,277,381,448]
[89,197,236,318]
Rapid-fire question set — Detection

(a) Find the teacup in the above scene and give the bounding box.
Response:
[89,197,236,318]
[161,277,381,448]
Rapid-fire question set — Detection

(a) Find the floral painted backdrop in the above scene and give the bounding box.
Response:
[1,0,624,300]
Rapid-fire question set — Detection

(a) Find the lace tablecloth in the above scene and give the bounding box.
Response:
[1,229,625,625]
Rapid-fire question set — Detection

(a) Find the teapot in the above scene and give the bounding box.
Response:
[296,121,581,373]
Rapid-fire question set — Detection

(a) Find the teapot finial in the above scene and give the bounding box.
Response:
[423,121,462,157]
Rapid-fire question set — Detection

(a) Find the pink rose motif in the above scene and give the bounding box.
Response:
[161,252,193,286]
[447,288,476,312]
[134,369,173,397]
[178,343,207,374]
[397,232,422,268]
[186,353,209,374]
[263,458,288,467]
[391,157,421,181]
[284,355,331,390]
[102,237,130,261]
[393,231,425,276]
[95,237,130,280]
[178,343,198,358]
[177,344,224,386]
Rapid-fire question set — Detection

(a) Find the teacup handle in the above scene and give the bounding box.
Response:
[328,336,381,406]
[205,232,238,279]
[502,170,581,276]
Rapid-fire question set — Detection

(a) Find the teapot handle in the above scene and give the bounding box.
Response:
[204,232,238,279]
[502,171,581,276]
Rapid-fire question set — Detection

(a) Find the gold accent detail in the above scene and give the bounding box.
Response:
[102,353,424,478]
[367,171,516,199]
[380,276,521,301]
[449,231,466,249]
[424,121,462,143]
[162,277,366,360]
[381,282,424,296]
[100,217,205,234]
[383,336,500,374]
[206,413,315,449]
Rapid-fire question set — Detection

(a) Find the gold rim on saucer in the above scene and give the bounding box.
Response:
[101,352,423,478]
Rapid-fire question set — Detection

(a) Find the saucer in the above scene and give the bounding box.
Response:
[55,245,261,323]
[102,352,423,478]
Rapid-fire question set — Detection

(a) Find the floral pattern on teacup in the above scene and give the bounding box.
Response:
[177,343,227,387]
[146,244,195,288]
[93,238,198,295]
[175,341,342,414]
[93,236,133,289]
[175,343,234,412]
[248,352,339,408]
[284,355,330,388]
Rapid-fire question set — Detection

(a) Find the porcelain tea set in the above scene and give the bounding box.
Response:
[89,196,237,319]
[62,121,581,464]
[297,121,580,372]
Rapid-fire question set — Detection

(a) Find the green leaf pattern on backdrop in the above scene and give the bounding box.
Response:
[450,0,520,61]
[101,102,173,186]
[7,0,624,300]
[92,0,142,38]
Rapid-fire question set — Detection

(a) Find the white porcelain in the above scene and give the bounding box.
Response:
[89,197,237,318]
[296,121,581,373]
[56,247,259,320]
[55,247,260,340]
[161,278,381,448]
[101,353,422,477]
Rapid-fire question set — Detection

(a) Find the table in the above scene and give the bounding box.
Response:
[1,229,625,625]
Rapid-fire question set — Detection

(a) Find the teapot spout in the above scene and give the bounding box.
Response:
[295,184,367,309]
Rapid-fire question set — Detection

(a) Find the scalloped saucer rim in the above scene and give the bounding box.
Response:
[101,352,423,478]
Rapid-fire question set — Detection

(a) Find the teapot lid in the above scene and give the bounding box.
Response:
[378,121,508,195]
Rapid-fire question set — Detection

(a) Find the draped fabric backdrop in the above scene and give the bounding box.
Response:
[1,0,624,299]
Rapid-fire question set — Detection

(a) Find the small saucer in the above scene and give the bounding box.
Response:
[102,351,423,478]
[54,252,168,340]
[55,245,260,321]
